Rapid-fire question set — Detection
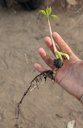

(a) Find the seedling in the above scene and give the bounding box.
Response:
[40,7,69,68]
[16,7,70,120]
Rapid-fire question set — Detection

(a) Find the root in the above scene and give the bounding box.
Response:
[16,70,54,119]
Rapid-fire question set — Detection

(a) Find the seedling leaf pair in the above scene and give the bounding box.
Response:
[40,7,58,19]
[55,51,70,61]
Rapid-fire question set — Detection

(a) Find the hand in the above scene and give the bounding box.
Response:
[34,32,83,100]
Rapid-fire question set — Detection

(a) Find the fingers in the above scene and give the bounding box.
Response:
[52,32,74,56]
[44,36,60,54]
[44,32,78,61]
[44,37,54,52]
[34,63,48,72]
[38,48,56,70]
[36,32,79,73]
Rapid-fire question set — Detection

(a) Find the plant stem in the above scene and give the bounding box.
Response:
[47,17,57,53]
[47,17,63,61]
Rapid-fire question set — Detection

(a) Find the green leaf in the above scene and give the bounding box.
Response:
[46,7,52,16]
[40,10,47,16]
[55,51,70,60]
[55,51,63,61]
[51,14,59,19]
[40,7,59,19]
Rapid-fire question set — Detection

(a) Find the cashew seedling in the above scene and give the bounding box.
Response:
[16,7,70,121]
[40,7,70,68]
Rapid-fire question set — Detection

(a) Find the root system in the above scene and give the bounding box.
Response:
[16,70,54,119]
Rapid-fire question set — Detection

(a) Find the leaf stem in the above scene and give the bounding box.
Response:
[47,17,57,53]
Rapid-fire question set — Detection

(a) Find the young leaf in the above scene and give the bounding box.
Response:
[55,51,63,61]
[46,7,52,16]
[40,10,47,16]
[51,14,59,19]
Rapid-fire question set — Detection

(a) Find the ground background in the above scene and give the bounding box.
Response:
[0,2,83,128]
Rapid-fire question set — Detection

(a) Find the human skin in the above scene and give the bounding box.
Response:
[34,32,83,100]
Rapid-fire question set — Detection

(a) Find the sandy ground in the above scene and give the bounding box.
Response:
[0,5,83,128]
